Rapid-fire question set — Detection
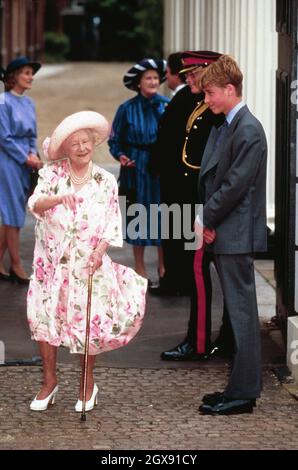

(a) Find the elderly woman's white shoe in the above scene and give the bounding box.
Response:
[75,384,98,412]
[30,385,59,411]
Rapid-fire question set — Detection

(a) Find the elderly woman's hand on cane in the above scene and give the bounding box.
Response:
[88,240,109,275]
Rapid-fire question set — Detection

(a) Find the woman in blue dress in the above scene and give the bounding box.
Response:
[0,57,42,283]
[109,58,169,280]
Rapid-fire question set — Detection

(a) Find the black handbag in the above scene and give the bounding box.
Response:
[29,169,39,196]
[29,152,41,196]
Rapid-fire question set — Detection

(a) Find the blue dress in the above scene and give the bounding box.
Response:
[0,91,37,228]
[109,93,169,246]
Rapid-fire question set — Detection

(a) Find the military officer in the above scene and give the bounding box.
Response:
[150,51,233,360]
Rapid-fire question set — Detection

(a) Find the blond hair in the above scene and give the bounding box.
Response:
[198,55,243,97]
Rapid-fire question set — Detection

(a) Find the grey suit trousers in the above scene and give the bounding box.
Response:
[214,253,262,399]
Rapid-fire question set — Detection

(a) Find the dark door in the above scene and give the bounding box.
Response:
[275,0,298,333]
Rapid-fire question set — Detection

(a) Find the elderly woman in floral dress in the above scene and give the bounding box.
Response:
[27,111,147,413]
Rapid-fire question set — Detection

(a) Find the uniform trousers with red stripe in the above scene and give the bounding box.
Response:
[185,247,233,354]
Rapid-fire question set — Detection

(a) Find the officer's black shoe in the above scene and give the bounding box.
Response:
[161,341,209,361]
[198,397,255,415]
[202,392,225,406]
[202,391,256,407]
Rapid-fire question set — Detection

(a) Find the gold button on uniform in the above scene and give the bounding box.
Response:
[194,125,198,129]
[184,173,188,176]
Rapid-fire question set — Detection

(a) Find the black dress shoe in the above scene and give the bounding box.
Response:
[202,391,225,406]
[161,341,209,361]
[9,269,30,285]
[202,391,256,407]
[199,397,255,415]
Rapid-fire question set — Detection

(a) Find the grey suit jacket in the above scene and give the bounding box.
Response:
[198,105,267,254]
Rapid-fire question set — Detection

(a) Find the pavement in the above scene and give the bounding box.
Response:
[0,64,297,451]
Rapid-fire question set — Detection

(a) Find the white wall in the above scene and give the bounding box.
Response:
[164,0,277,226]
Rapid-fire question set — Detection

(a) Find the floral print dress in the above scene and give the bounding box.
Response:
[27,159,147,354]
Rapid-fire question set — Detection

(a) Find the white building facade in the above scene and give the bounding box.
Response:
[164,0,278,227]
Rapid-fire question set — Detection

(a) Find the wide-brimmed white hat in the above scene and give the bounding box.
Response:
[46,111,110,161]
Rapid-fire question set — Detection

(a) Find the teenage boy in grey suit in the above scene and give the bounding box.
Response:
[195,55,267,415]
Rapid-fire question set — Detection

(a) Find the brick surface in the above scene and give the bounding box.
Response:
[0,365,297,450]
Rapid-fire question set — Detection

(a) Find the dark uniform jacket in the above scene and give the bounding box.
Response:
[148,86,224,295]
[151,85,224,206]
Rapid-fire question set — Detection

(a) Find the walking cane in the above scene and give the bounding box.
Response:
[81,262,93,422]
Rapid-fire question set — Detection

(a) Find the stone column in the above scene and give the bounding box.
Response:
[163,0,277,226]
[164,0,185,57]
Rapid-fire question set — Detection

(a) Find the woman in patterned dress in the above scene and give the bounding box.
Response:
[0,57,42,283]
[109,59,169,281]
[27,111,147,413]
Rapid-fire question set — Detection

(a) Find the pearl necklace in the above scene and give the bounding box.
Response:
[69,161,92,185]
